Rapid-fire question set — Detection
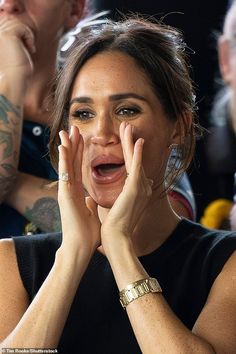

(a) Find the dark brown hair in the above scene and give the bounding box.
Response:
[50,15,200,186]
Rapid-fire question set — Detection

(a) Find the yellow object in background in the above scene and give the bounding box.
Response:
[200,199,233,229]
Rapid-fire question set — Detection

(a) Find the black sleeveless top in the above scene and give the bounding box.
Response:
[13,219,236,354]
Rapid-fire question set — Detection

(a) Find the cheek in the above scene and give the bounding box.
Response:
[140,131,169,180]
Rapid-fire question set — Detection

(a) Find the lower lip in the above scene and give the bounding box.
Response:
[91,165,126,184]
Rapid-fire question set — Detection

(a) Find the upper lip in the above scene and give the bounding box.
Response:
[91,155,125,168]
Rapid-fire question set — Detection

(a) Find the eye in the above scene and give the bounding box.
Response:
[70,109,95,121]
[116,106,141,118]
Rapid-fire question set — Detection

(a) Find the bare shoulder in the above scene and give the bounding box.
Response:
[0,238,29,340]
[193,250,236,353]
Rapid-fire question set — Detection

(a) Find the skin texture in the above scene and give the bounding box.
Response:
[69,51,178,208]
[0,51,236,352]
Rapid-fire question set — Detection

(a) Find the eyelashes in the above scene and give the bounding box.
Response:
[115,107,141,117]
[71,110,94,121]
[69,106,142,123]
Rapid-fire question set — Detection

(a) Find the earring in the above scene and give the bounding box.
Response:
[168,143,178,150]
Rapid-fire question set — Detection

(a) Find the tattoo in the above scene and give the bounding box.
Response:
[0,167,17,201]
[0,95,21,123]
[1,163,16,174]
[25,197,61,233]
[0,130,13,159]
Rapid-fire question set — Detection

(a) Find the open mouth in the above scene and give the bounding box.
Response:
[95,163,125,176]
[92,161,126,183]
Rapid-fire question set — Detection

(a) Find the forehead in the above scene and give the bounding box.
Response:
[71,51,154,95]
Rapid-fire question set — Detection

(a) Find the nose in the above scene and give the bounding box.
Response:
[0,0,25,14]
[90,116,120,146]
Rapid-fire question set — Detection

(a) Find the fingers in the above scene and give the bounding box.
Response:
[120,122,153,195]
[0,18,36,54]
[58,143,71,198]
[58,127,85,198]
[15,22,36,54]
[21,25,36,55]
[69,125,80,162]
[120,122,134,173]
[72,127,84,184]
[59,130,72,180]
[130,137,144,177]
[120,122,144,176]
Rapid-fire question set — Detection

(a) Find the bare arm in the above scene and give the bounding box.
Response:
[105,236,236,353]
[0,126,100,348]
[0,17,35,202]
[6,172,61,232]
[101,122,236,353]
[0,239,93,349]
[0,95,21,202]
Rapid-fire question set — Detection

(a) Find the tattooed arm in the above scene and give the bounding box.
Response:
[0,18,35,202]
[0,95,22,203]
[5,172,61,233]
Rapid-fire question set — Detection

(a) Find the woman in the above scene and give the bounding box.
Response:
[0,17,236,353]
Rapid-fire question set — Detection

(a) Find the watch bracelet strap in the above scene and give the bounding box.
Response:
[119,277,162,309]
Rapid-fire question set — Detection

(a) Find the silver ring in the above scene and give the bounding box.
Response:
[59,172,69,182]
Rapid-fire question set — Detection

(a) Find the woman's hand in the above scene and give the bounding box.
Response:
[58,126,101,257]
[101,122,153,245]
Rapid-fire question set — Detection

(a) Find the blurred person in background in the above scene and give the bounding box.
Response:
[202,1,236,230]
[0,0,87,236]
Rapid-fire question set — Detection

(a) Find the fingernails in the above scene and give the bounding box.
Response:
[69,126,73,138]
[59,131,63,141]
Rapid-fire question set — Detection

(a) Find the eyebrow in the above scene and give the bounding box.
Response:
[69,93,147,107]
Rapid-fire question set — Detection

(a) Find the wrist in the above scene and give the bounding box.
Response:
[56,241,96,270]
[54,244,92,281]
[0,69,29,102]
[102,233,134,260]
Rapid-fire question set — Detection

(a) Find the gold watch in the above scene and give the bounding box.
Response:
[119,277,162,309]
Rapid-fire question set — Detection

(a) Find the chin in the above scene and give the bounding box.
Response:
[89,186,122,209]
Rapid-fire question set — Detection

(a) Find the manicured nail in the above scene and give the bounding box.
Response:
[69,126,73,138]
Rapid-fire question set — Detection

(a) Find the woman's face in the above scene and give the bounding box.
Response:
[69,51,179,207]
